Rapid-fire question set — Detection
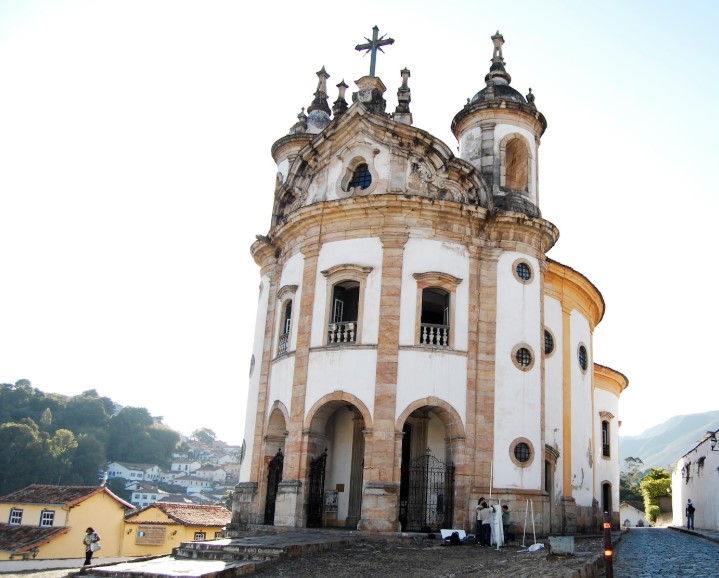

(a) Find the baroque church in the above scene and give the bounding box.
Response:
[232,30,628,535]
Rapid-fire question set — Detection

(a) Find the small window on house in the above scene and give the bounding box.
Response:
[40,510,55,527]
[419,287,450,347]
[9,508,23,525]
[329,280,359,344]
[602,420,610,458]
[194,532,206,541]
[348,163,372,190]
[514,261,532,282]
[214,531,222,539]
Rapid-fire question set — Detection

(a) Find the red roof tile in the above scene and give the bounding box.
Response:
[0,485,134,510]
[125,503,231,526]
[0,524,69,554]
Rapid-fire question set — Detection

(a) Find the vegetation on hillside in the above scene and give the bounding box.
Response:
[0,379,181,495]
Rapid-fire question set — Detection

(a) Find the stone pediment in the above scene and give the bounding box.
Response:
[271,103,490,225]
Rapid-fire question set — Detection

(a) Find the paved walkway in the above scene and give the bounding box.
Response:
[612,526,719,577]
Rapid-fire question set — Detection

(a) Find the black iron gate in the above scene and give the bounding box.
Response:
[306,448,327,528]
[263,448,283,525]
[402,448,455,532]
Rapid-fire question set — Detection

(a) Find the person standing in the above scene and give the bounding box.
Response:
[479,501,492,547]
[501,504,515,543]
[474,499,483,544]
[686,499,695,530]
[82,527,100,567]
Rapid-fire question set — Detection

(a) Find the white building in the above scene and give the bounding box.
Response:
[672,429,719,531]
[107,462,161,482]
[232,31,628,534]
[620,501,649,527]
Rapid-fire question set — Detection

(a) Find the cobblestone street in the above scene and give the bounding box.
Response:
[612,527,719,577]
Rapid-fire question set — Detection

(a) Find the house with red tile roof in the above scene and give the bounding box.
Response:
[0,485,134,560]
[122,502,231,556]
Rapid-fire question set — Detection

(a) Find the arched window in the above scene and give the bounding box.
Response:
[505,138,528,191]
[602,420,610,458]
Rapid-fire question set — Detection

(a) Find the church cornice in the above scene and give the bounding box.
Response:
[594,363,629,396]
[544,259,605,328]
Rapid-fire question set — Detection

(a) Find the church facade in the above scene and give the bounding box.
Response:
[233,31,628,535]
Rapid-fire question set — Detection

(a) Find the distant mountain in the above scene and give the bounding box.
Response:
[619,411,719,471]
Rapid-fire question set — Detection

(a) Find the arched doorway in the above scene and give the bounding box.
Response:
[398,406,457,532]
[263,404,287,525]
[305,399,367,528]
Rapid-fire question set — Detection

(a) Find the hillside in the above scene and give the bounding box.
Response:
[619,410,719,471]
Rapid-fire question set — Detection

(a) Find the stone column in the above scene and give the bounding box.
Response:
[346,415,365,528]
[274,242,320,528]
[358,232,407,532]
[473,246,500,499]
[561,302,577,533]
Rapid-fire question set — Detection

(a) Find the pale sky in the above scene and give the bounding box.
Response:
[1,0,717,445]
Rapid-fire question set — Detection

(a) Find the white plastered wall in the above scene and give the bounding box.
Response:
[570,310,594,506]
[266,253,305,414]
[239,275,271,482]
[395,238,469,427]
[594,387,620,511]
[543,295,564,499]
[310,237,383,348]
[398,238,469,350]
[494,251,542,489]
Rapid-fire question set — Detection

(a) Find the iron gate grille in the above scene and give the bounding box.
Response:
[404,449,455,532]
[264,448,283,525]
[306,449,327,528]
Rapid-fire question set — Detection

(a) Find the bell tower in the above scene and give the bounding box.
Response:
[451,31,547,217]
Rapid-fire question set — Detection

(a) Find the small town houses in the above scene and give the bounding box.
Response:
[0,485,231,560]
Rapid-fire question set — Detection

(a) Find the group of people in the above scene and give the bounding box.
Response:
[475,499,514,547]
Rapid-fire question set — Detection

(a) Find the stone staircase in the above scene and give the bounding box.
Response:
[85,532,356,578]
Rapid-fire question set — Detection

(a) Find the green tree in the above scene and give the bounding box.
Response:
[0,420,47,494]
[106,477,132,502]
[71,434,107,485]
[620,456,644,501]
[640,467,671,524]
[39,407,53,430]
[192,428,217,445]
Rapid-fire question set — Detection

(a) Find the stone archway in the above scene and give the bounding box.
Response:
[304,395,370,528]
[396,400,465,532]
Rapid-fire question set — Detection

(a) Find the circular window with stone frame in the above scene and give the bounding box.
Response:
[511,343,535,371]
[578,344,588,372]
[512,259,533,284]
[544,328,556,357]
[509,438,534,468]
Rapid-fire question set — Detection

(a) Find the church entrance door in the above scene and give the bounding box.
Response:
[263,448,283,525]
[400,447,455,531]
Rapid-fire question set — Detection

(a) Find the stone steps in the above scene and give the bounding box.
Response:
[83,532,355,578]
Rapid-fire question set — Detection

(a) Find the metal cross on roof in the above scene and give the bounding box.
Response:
[355,26,394,77]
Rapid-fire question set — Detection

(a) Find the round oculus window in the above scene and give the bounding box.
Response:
[516,262,531,282]
[514,442,531,463]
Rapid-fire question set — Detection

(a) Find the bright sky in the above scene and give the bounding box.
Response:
[1,1,717,445]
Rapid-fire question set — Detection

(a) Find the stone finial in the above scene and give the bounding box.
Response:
[307,66,331,116]
[491,31,505,63]
[332,80,349,118]
[393,68,412,125]
[352,75,388,116]
[289,108,308,134]
[485,31,511,86]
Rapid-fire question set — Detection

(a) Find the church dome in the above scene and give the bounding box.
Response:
[471,82,526,104]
